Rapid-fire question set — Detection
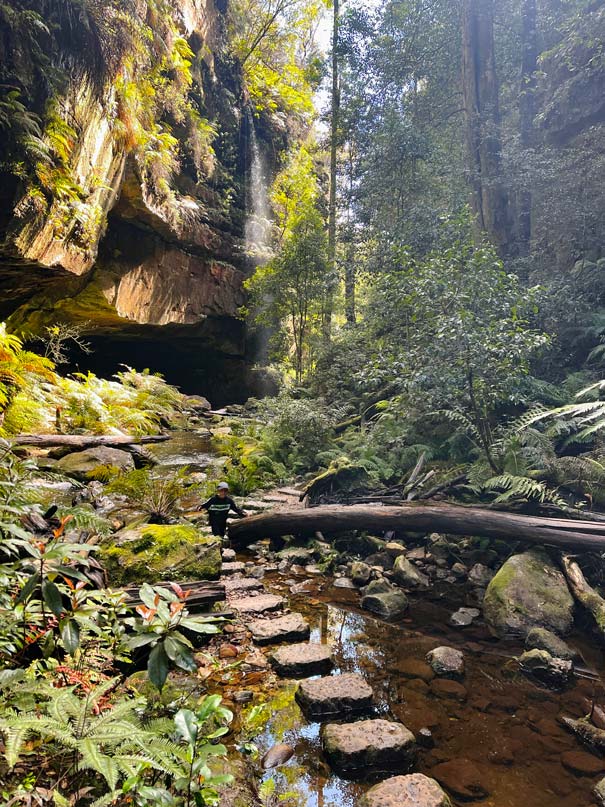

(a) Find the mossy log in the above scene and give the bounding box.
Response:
[229,502,605,550]
[11,434,169,448]
[560,554,605,638]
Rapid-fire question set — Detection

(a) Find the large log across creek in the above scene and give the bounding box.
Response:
[228,502,605,551]
[10,434,169,448]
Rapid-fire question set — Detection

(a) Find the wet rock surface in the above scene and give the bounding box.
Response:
[322,718,416,772]
[361,590,409,619]
[391,555,427,588]
[247,613,310,645]
[430,758,489,800]
[231,593,285,614]
[296,673,374,718]
[426,646,465,679]
[525,627,576,660]
[518,649,573,687]
[449,607,480,627]
[55,446,135,480]
[359,774,452,807]
[270,643,334,677]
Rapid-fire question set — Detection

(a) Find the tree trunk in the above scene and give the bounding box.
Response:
[324,0,340,340]
[10,434,169,448]
[461,0,513,255]
[229,501,605,550]
[560,554,605,637]
[517,0,537,256]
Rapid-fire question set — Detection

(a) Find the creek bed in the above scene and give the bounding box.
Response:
[234,562,605,807]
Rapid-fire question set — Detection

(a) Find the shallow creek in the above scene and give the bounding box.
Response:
[227,556,605,807]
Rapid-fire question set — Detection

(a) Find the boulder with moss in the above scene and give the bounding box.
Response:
[54,446,134,481]
[100,522,221,585]
[483,548,574,638]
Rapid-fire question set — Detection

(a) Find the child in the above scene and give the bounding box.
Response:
[201,482,245,537]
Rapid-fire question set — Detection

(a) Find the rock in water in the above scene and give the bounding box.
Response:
[449,607,480,628]
[360,774,452,807]
[392,555,427,588]
[426,647,465,679]
[518,649,573,687]
[261,743,294,769]
[525,627,576,660]
[431,758,489,800]
[231,594,285,615]
[351,561,372,585]
[361,591,409,619]
[482,548,574,638]
[247,613,310,645]
[270,643,333,677]
[594,777,605,806]
[322,719,416,772]
[296,673,374,719]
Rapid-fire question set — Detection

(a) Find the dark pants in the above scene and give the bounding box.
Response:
[209,515,228,537]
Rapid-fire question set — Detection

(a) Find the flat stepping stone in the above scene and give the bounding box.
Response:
[360,774,452,807]
[247,613,310,645]
[277,487,302,497]
[231,594,285,615]
[223,577,264,595]
[296,673,374,719]
[221,562,247,576]
[270,643,333,677]
[322,718,416,773]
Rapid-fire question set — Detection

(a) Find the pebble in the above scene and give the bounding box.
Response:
[449,607,480,628]
[426,646,465,679]
[261,743,295,769]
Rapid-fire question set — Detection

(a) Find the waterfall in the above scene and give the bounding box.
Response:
[245,112,271,260]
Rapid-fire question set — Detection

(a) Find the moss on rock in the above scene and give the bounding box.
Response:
[100,522,221,585]
[483,548,574,638]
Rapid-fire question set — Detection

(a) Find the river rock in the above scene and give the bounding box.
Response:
[392,555,427,588]
[278,547,315,565]
[221,548,236,561]
[393,658,435,682]
[100,523,221,585]
[386,541,407,557]
[482,548,574,638]
[296,673,374,718]
[221,561,247,576]
[431,758,489,800]
[223,577,264,595]
[351,561,372,585]
[359,774,452,807]
[361,578,393,596]
[261,743,294,769]
[449,607,480,628]
[594,777,605,806]
[518,649,573,687]
[525,627,575,660]
[247,613,310,645]
[231,594,285,615]
[468,563,494,588]
[322,719,416,772]
[561,750,605,776]
[270,643,333,677]
[334,577,356,589]
[426,647,465,679]
[430,679,468,701]
[361,590,409,619]
[55,446,135,480]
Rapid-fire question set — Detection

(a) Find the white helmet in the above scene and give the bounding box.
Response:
[217,482,229,490]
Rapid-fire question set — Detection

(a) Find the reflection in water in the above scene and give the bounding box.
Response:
[246,575,604,807]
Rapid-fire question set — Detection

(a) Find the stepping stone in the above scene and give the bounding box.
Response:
[231,594,285,615]
[223,577,264,595]
[247,613,310,645]
[322,718,416,773]
[270,643,333,677]
[361,590,408,619]
[296,673,373,719]
[277,487,302,497]
[221,561,246,576]
[426,646,465,679]
[221,548,236,561]
[360,774,452,807]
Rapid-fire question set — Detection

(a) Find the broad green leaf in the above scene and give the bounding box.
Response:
[148,642,170,691]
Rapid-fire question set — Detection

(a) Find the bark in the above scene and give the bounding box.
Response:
[517,0,538,255]
[461,0,513,254]
[229,501,605,550]
[121,581,226,612]
[560,554,605,638]
[324,0,340,340]
[11,434,169,448]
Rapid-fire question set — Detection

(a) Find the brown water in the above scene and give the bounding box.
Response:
[238,567,605,807]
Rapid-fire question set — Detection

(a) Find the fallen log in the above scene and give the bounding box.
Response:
[11,434,169,448]
[560,554,605,638]
[228,502,605,551]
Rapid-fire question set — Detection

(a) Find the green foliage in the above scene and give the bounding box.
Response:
[125,583,223,691]
[106,468,196,523]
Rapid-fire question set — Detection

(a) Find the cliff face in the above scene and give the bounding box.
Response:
[0,0,273,405]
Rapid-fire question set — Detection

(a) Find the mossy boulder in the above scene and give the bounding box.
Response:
[100,522,221,585]
[55,446,134,481]
[483,549,574,638]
